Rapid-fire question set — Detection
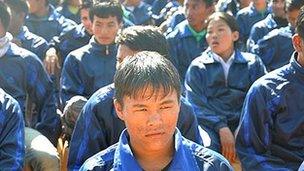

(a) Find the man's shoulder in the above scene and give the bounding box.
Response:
[80,143,117,170]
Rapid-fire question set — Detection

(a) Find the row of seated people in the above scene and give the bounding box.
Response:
[0,0,304,170]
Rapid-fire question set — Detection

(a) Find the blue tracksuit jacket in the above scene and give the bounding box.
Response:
[185,49,266,133]
[252,25,294,71]
[236,3,271,50]
[79,128,232,171]
[25,5,76,42]
[67,83,205,171]
[56,3,81,24]
[124,2,152,25]
[166,20,208,84]
[0,88,25,170]
[247,14,288,52]
[60,37,117,105]
[236,52,304,170]
[17,26,49,61]
[1,43,61,145]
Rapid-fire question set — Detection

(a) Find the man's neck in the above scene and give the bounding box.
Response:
[297,53,304,67]
[131,138,174,170]
[190,23,206,33]
[253,2,266,12]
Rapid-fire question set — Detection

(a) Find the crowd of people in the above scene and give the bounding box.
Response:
[0,0,303,170]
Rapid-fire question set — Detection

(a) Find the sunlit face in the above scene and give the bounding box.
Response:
[80,8,92,35]
[116,45,137,67]
[8,9,24,36]
[115,86,180,152]
[287,9,300,28]
[271,0,286,18]
[184,0,209,31]
[206,17,239,58]
[26,0,42,14]
[92,16,121,45]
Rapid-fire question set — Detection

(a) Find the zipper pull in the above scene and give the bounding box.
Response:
[106,46,109,55]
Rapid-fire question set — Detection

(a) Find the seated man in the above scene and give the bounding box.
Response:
[68,25,207,170]
[236,7,304,170]
[60,1,122,106]
[251,0,304,71]
[0,2,61,170]
[0,88,25,170]
[5,0,49,61]
[80,51,232,170]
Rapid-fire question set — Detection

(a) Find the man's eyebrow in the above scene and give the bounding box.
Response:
[159,99,175,105]
[132,104,147,108]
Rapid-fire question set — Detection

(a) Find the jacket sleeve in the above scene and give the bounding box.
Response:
[61,54,85,106]
[252,34,277,68]
[249,55,267,83]
[247,24,264,53]
[185,62,228,132]
[236,85,290,170]
[0,93,25,170]
[177,97,203,145]
[26,55,61,145]
[68,100,108,171]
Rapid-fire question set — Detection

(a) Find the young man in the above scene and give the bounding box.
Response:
[68,25,207,170]
[247,0,288,52]
[5,0,49,61]
[236,7,304,170]
[166,0,214,86]
[25,0,76,42]
[123,0,152,25]
[251,0,304,71]
[80,51,232,170]
[60,1,122,106]
[0,2,61,170]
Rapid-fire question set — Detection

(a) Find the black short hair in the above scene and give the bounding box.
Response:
[0,1,10,31]
[285,0,304,12]
[114,51,181,105]
[5,0,29,14]
[116,26,169,58]
[296,6,304,39]
[79,0,94,10]
[89,1,123,23]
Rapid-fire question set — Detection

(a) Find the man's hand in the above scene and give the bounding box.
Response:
[44,47,60,75]
[219,127,236,163]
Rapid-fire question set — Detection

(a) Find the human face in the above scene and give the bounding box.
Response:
[26,0,41,14]
[92,16,121,45]
[287,9,300,28]
[8,9,25,36]
[116,45,137,67]
[271,0,286,18]
[206,18,239,60]
[80,8,92,35]
[184,0,210,31]
[114,87,180,152]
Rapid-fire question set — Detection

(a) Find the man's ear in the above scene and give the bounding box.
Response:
[292,34,303,52]
[114,99,124,121]
[232,31,239,42]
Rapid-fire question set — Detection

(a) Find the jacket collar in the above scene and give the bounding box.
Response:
[89,37,117,56]
[200,48,248,64]
[264,14,277,29]
[113,128,197,170]
[26,5,62,22]
[73,24,91,38]
[290,52,304,75]
[176,20,195,39]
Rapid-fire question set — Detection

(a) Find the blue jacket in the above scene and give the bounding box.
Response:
[17,26,49,61]
[236,3,271,49]
[79,128,232,171]
[60,37,117,105]
[1,43,61,145]
[56,3,81,24]
[68,83,205,171]
[166,20,208,84]
[151,0,180,26]
[165,8,185,35]
[236,52,304,170]
[252,26,294,71]
[0,88,25,170]
[25,5,76,42]
[124,2,152,25]
[247,14,287,52]
[50,24,92,66]
[185,49,266,132]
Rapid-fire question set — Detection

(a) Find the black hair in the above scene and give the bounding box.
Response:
[296,6,304,39]
[0,1,10,31]
[114,51,181,105]
[5,0,29,14]
[116,25,169,58]
[206,12,240,48]
[89,1,123,23]
[285,0,304,12]
[79,0,94,10]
